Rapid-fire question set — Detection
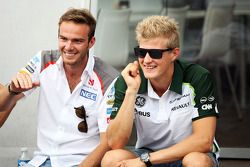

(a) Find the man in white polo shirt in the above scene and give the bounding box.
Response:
[0,8,118,167]
[101,15,219,167]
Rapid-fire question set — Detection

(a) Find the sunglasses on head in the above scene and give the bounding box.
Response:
[74,105,88,133]
[134,46,174,59]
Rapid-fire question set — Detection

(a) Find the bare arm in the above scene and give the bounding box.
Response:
[107,61,141,149]
[149,116,217,164]
[0,103,16,128]
[78,132,110,167]
[119,116,217,166]
[0,83,22,127]
[0,71,39,126]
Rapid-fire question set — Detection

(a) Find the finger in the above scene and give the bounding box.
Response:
[32,81,40,87]
[23,73,33,88]
[11,77,21,89]
[129,62,139,77]
[16,73,26,88]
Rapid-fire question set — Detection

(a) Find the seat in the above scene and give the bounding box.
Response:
[161,5,190,54]
[181,0,242,119]
[93,9,131,69]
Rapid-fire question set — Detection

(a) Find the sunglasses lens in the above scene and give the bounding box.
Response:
[134,48,147,58]
[149,49,162,59]
[74,105,88,133]
[78,121,88,133]
[75,106,85,119]
[134,47,164,59]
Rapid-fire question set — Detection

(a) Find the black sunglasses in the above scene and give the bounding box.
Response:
[74,105,88,133]
[134,46,174,59]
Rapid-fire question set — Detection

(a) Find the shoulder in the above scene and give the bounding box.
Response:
[177,60,214,86]
[40,50,61,63]
[93,56,119,93]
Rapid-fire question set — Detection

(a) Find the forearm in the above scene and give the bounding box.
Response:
[78,143,110,167]
[150,133,213,164]
[0,103,16,128]
[78,133,110,167]
[107,89,137,149]
[150,117,216,165]
[0,84,22,110]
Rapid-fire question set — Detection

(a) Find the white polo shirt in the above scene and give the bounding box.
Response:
[110,60,220,159]
[20,50,118,167]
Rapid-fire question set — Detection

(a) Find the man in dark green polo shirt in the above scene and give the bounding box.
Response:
[101,15,219,167]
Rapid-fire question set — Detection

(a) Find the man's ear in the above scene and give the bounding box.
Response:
[88,36,95,49]
[171,47,180,61]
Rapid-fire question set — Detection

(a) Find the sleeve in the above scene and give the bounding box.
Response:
[110,75,128,119]
[192,71,219,120]
[20,51,42,96]
[98,78,117,132]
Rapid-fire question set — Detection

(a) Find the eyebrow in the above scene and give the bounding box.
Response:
[58,35,86,41]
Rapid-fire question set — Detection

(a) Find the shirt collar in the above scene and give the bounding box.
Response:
[56,56,64,70]
[56,53,95,79]
[169,60,183,95]
[83,54,95,79]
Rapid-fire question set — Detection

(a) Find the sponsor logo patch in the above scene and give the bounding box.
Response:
[88,79,94,86]
[200,97,207,103]
[106,108,112,114]
[135,96,146,107]
[208,96,215,102]
[169,93,190,104]
[134,108,150,117]
[25,65,35,73]
[19,69,29,75]
[171,102,190,111]
[201,104,213,110]
[80,89,97,101]
[32,56,40,64]
[106,99,114,105]
[107,117,110,123]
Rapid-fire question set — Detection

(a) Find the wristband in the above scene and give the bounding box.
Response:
[8,84,20,95]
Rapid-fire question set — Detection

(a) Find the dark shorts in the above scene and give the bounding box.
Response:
[130,147,219,167]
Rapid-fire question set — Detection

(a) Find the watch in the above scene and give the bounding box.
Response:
[140,152,152,167]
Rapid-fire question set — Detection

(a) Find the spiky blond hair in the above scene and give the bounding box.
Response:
[136,15,179,48]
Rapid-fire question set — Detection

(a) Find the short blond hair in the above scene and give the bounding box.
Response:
[135,15,179,48]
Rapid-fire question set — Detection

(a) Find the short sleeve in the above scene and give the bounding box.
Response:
[98,78,117,132]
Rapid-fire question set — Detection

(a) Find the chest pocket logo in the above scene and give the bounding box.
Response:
[135,96,146,107]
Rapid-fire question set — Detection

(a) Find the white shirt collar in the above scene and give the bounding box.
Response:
[147,80,170,99]
[55,54,95,79]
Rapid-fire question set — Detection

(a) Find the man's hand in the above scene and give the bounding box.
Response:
[10,72,39,93]
[121,61,141,94]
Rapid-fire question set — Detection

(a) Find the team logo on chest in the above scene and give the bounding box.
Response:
[135,96,146,107]
[88,78,94,86]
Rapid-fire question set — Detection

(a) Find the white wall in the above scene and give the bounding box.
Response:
[0,1,90,166]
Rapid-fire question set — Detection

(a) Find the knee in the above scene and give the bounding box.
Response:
[101,150,119,167]
[182,152,213,167]
[101,149,135,167]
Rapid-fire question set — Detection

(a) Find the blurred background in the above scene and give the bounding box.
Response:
[0,0,249,166]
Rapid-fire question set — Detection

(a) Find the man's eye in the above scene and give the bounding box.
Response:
[74,40,84,44]
[59,37,67,41]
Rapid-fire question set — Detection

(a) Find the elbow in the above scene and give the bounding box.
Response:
[108,136,129,150]
[199,136,214,152]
